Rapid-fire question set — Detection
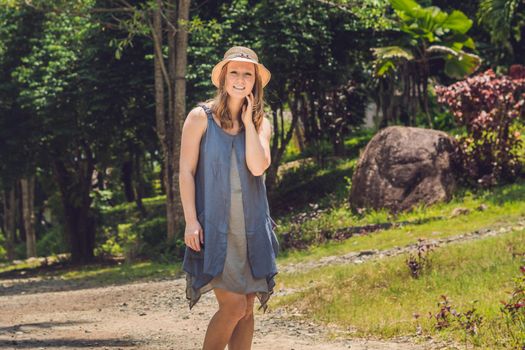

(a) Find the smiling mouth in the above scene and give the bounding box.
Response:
[233,85,245,91]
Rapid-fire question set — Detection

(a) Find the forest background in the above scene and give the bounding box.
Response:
[1,0,525,347]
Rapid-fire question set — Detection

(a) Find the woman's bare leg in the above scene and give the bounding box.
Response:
[202,288,247,350]
[228,293,256,350]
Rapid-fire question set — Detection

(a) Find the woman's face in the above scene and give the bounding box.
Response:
[224,61,256,99]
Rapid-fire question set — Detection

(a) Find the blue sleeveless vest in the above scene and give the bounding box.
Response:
[183,104,279,309]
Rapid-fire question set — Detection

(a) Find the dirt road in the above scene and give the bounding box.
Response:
[6,216,513,350]
[0,276,437,350]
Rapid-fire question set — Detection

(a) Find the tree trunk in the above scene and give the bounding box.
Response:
[133,152,147,218]
[165,0,177,241]
[152,1,175,239]
[151,0,189,241]
[266,95,300,192]
[121,159,135,202]
[17,182,26,243]
[2,187,17,261]
[172,0,190,239]
[53,150,96,264]
[20,176,37,258]
[295,117,306,153]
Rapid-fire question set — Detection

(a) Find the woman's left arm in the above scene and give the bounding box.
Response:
[244,116,272,177]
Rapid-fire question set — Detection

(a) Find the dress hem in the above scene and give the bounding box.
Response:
[185,271,277,313]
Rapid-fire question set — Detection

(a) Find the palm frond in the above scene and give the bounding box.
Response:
[477,0,519,43]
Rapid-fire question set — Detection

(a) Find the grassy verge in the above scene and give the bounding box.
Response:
[274,228,525,348]
[276,178,525,265]
[3,179,525,291]
[0,258,182,287]
[59,261,182,285]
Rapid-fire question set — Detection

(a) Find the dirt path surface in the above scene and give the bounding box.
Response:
[5,218,520,350]
[0,277,436,350]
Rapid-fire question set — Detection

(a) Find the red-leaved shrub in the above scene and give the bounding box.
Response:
[436,66,525,187]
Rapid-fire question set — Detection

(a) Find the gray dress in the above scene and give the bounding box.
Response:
[184,103,278,312]
[209,147,269,294]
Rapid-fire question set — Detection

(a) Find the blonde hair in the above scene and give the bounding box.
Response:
[208,62,265,134]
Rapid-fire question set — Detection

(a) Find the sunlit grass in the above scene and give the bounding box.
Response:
[0,259,41,274]
[274,228,525,348]
[0,258,181,286]
[59,261,181,284]
[275,178,525,265]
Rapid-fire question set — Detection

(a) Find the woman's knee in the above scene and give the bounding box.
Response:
[221,299,247,320]
[216,289,248,320]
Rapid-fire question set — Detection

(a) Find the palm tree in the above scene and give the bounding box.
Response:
[373,0,481,127]
[477,0,525,63]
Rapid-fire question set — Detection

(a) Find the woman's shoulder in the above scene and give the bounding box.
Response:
[184,105,208,136]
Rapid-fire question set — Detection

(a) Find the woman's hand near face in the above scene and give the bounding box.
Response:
[185,219,204,252]
[241,92,254,126]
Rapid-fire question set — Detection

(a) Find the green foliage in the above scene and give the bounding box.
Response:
[186,17,224,106]
[500,265,525,348]
[374,0,480,80]
[340,0,394,31]
[102,195,166,226]
[0,6,44,186]
[0,232,6,261]
[90,189,115,212]
[134,217,166,247]
[372,0,482,127]
[36,224,68,257]
[302,140,333,162]
[12,5,97,111]
[97,213,182,263]
[477,0,524,47]
[95,234,123,257]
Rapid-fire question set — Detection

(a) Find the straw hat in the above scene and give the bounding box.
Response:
[211,46,271,88]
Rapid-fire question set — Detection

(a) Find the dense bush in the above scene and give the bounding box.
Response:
[436,66,525,187]
[36,224,68,257]
[0,233,6,261]
[96,216,183,262]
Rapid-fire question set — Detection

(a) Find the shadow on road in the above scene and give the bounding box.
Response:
[0,338,139,348]
[0,320,90,334]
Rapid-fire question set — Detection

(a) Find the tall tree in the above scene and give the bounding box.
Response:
[9,1,156,262]
[151,0,190,240]
[108,0,191,240]
[0,4,44,260]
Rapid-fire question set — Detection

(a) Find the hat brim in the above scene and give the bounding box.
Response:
[211,58,271,88]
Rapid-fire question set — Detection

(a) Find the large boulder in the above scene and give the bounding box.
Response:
[349,126,457,213]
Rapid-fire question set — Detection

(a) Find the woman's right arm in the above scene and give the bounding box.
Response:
[179,107,207,251]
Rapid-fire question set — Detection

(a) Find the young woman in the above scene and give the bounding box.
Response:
[179,46,279,350]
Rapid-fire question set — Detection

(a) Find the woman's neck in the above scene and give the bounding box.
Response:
[227,97,244,122]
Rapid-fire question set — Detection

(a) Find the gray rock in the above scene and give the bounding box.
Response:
[350,126,457,213]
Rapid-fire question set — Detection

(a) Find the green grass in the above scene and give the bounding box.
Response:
[275,178,525,265]
[274,228,525,348]
[3,178,525,295]
[0,259,42,275]
[59,261,182,285]
[0,258,182,287]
